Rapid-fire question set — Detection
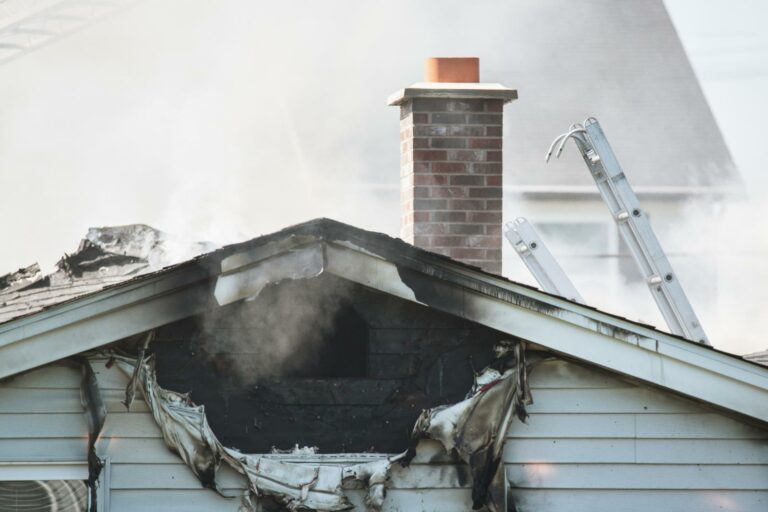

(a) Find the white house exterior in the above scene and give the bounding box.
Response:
[0,219,765,511]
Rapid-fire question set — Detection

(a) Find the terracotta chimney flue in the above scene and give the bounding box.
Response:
[425,57,480,83]
[388,58,517,275]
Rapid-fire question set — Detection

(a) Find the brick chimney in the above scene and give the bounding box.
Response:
[388,58,517,274]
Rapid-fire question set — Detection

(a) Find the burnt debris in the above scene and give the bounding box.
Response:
[0,224,215,325]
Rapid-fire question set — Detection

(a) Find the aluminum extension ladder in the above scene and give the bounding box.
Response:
[544,117,710,345]
[504,218,585,304]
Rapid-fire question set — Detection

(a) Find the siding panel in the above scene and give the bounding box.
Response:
[508,413,768,439]
[110,489,244,512]
[511,489,768,512]
[506,463,768,490]
[505,360,768,512]
[3,358,767,511]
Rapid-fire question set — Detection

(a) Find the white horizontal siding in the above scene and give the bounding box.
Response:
[0,360,475,510]
[512,489,767,511]
[6,358,765,511]
[0,360,231,512]
[506,359,768,512]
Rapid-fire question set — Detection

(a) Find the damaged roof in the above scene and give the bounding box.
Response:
[0,224,216,324]
[1,218,767,425]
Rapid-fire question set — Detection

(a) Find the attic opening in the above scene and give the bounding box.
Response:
[147,273,501,453]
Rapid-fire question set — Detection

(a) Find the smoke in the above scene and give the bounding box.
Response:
[0,0,765,357]
[196,276,355,384]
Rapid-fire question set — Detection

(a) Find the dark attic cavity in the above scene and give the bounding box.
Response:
[150,274,505,453]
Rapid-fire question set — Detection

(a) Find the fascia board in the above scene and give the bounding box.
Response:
[0,264,211,380]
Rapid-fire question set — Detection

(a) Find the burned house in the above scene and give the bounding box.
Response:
[1,217,767,512]
[1,61,767,512]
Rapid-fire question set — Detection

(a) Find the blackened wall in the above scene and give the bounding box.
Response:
[151,274,506,453]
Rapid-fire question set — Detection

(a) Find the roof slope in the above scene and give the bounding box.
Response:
[1,218,766,425]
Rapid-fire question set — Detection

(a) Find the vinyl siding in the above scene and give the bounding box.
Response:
[0,360,475,511]
[1,358,766,511]
[506,359,768,512]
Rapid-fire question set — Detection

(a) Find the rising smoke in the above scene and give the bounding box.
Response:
[0,0,765,356]
[196,276,357,384]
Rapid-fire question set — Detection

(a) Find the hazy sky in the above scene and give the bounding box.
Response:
[0,1,766,353]
[0,0,764,271]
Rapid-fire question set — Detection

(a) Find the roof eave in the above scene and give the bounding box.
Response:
[0,219,766,425]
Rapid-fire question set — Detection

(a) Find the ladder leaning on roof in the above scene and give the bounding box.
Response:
[545,117,710,346]
[504,218,585,304]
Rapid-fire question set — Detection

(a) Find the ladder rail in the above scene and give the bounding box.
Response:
[548,118,710,345]
[504,218,585,304]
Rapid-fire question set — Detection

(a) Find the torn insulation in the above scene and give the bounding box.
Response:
[405,341,532,511]
[114,355,395,511]
[110,338,532,511]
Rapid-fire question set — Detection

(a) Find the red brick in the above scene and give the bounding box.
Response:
[414,235,431,246]
[449,125,485,137]
[431,236,468,247]
[484,101,504,113]
[486,200,502,210]
[432,113,466,124]
[467,113,502,125]
[485,224,502,236]
[469,187,502,198]
[468,138,502,149]
[414,186,430,198]
[450,175,484,186]
[485,126,502,137]
[413,162,431,173]
[448,248,486,259]
[485,175,502,186]
[430,138,467,149]
[414,174,449,186]
[450,199,485,210]
[414,223,447,235]
[412,98,485,112]
[471,163,502,174]
[414,198,448,210]
[413,150,447,161]
[433,162,467,173]
[431,211,467,222]
[467,236,499,248]
[414,211,430,223]
[446,150,485,162]
[468,211,502,223]
[484,249,503,260]
[414,124,448,137]
[413,113,428,123]
[485,151,502,161]
[448,224,485,235]
[413,137,429,148]
[429,186,468,198]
